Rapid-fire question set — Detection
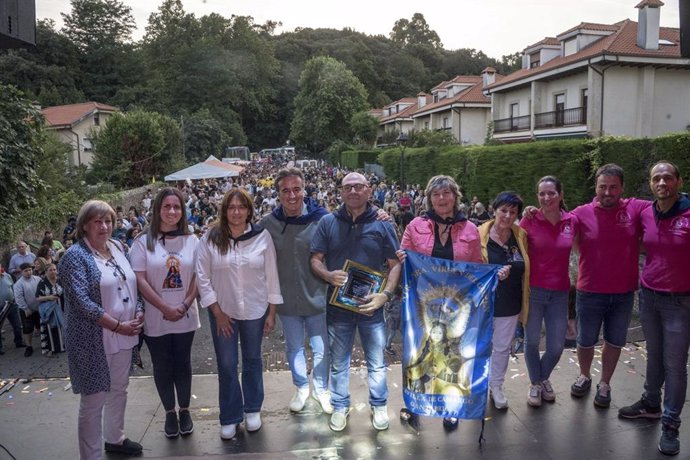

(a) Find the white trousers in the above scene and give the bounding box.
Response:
[78,348,132,460]
[490,314,520,388]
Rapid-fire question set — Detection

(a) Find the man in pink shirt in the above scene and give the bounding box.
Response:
[569,164,650,408]
[619,161,690,456]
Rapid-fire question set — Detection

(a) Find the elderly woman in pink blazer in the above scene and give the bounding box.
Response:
[398,175,482,429]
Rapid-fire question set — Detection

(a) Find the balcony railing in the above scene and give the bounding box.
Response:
[493,115,530,133]
[534,107,586,129]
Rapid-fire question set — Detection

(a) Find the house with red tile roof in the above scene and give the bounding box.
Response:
[41,102,119,167]
[410,68,500,145]
[377,96,424,143]
[484,0,690,142]
[375,68,499,146]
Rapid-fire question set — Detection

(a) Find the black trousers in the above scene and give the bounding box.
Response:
[144,330,196,411]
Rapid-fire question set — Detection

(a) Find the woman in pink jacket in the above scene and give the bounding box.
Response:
[399,175,481,429]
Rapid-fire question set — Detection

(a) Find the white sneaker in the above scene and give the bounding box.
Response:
[245,412,262,432]
[289,386,310,412]
[313,391,334,414]
[329,410,349,432]
[220,424,236,439]
[491,385,508,409]
[371,405,389,430]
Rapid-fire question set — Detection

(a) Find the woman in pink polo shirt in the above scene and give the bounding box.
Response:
[519,176,577,408]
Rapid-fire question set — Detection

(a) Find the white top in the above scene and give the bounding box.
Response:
[89,240,139,354]
[129,234,201,337]
[196,225,283,320]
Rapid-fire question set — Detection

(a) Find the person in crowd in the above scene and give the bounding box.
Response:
[128,207,147,228]
[142,189,153,213]
[519,176,577,407]
[59,200,144,458]
[44,230,65,254]
[33,256,49,278]
[259,168,333,414]
[618,161,690,456]
[478,191,529,410]
[35,263,65,355]
[125,225,141,248]
[470,202,491,226]
[310,172,401,433]
[8,241,36,280]
[63,216,78,245]
[399,175,503,427]
[568,164,650,407]
[13,263,42,357]
[0,262,25,354]
[196,188,282,440]
[112,218,128,241]
[130,188,201,439]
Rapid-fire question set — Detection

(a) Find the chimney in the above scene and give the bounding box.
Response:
[417,92,427,108]
[636,0,664,50]
[482,67,497,87]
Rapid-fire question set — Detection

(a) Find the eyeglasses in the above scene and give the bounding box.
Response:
[341,184,368,192]
[105,257,127,281]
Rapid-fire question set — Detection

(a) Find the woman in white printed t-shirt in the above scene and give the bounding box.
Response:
[130,188,200,439]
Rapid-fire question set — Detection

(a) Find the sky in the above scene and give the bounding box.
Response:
[36,0,681,59]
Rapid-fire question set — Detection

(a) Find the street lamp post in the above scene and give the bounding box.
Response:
[396,132,408,192]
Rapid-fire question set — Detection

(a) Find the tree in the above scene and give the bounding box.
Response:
[350,111,380,147]
[61,0,139,102]
[390,13,442,49]
[62,0,135,50]
[91,110,185,187]
[0,85,45,234]
[182,109,232,163]
[290,56,369,153]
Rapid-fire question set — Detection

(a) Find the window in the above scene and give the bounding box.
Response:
[94,113,100,126]
[83,138,93,151]
[554,93,565,126]
[424,121,429,130]
[529,51,540,68]
[442,117,449,128]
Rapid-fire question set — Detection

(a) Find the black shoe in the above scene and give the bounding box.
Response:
[179,409,194,435]
[104,438,143,455]
[618,398,662,419]
[659,425,680,456]
[24,346,33,357]
[164,411,179,438]
[442,417,459,430]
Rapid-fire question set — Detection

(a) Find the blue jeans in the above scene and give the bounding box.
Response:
[208,310,266,425]
[639,287,690,428]
[328,307,387,411]
[280,313,329,394]
[525,287,569,384]
[0,303,23,349]
[576,291,634,348]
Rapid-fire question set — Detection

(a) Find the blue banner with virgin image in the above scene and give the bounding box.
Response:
[402,251,499,420]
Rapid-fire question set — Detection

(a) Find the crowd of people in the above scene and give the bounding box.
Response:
[0,157,688,459]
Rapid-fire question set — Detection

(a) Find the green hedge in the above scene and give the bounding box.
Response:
[339,149,384,169]
[377,133,690,208]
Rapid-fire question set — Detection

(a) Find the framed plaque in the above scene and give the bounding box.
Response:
[329,259,387,315]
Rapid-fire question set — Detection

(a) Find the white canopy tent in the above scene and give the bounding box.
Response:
[164,155,243,181]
